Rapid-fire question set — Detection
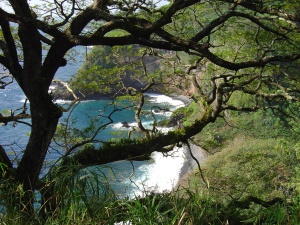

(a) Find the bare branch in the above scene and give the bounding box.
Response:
[185,140,209,189]
[52,79,80,112]
[63,107,215,168]
[221,0,300,27]
[0,67,13,89]
[0,110,31,126]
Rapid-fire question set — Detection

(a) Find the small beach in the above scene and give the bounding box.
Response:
[179,144,207,178]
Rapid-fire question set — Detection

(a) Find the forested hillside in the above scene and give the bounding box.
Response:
[68,45,160,98]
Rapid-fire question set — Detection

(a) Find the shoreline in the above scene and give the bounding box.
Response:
[169,94,193,106]
[51,81,193,105]
[52,86,201,191]
[179,144,207,178]
[175,144,208,190]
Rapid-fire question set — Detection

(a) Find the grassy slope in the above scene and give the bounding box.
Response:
[174,101,300,224]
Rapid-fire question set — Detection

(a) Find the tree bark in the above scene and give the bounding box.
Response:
[14,88,62,214]
[64,106,214,168]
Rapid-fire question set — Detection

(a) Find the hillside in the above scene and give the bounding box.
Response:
[67,44,300,224]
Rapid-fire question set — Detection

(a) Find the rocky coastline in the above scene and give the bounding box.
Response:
[50,81,113,101]
[51,80,194,104]
[51,81,206,187]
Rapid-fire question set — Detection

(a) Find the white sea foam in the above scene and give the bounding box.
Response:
[156,126,174,134]
[151,109,172,117]
[146,93,185,109]
[128,122,139,127]
[110,121,156,130]
[54,99,73,104]
[54,99,95,104]
[49,85,57,90]
[20,96,28,103]
[110,122,132,130]
[131,146,186,196]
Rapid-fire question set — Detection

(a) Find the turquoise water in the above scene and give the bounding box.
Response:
[0,46,187,197]
[0,85,186,198]
[49,94,186,197]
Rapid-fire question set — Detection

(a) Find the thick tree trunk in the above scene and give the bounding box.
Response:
[15,94,62,215]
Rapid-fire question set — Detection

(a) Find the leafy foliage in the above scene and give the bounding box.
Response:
[70,45,162,96]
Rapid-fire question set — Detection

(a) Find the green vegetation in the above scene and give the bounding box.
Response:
[2,131,300,225]
[2,85,299,224]
[70,45,161,97]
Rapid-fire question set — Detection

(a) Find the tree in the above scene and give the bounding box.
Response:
[0,0,299,219]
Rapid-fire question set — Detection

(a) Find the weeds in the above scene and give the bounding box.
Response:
[1,131,300,224]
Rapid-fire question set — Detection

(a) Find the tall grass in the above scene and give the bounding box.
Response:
[1,173,300,224]
[1,136,300,224]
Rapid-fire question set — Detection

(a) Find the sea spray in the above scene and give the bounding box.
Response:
[2,90,189,198]
[106,93,188,197]
[130,146,187,196]
[146,92,185,109]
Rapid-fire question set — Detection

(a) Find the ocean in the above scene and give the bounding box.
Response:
[0,47,189,198]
